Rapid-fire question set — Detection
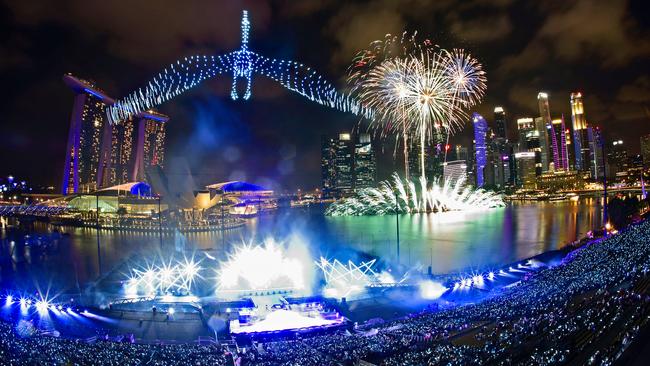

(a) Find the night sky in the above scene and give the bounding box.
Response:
[1,0,649,191]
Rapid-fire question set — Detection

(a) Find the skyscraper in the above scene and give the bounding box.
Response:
[321,136,337,198]
[537,93,552,172]
[571,92,590,172]
[132,111,169,182]
[321,133,354,198]
[517,117,542,175]
[640,134,650,168]
[455,145,469,161]
[407,140,423,182]
[334,133,354,196]
[587,127,604,179]
[61,74,115,195]
[534,117,550,172]
[549,117,569,171]
[516,118,535,152]
[473,113,488,187]
[494,106,507,140]
[607,140,628,179]
[353,133,376,190]
[515,152,537,190]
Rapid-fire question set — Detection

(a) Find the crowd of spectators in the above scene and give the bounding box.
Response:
[2,220,650,365]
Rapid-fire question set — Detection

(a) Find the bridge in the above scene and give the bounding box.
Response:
[107,10,372,125]
[0,205,68,217]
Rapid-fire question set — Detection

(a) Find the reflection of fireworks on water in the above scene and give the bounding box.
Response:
[125,256,203,296]
[216,239,306,292]
[325,173,504,216]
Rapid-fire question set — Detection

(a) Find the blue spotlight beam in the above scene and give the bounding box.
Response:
[107,10,371,124]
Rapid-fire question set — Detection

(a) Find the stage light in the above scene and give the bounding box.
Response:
[5,295,13,305]
[217,240,306,292]
[419,281,448,299]
[35,300,49,314]
[82,309,89,315]
[168,307,175,315]
[19,298,27,307]
[487,272,495,280]
[57,305,63,311]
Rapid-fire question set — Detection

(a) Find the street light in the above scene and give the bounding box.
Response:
[158,195,163,249]
[95,192,102,276]
[394,189,400,262]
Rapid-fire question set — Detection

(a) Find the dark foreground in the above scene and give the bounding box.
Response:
[2,220,650,365]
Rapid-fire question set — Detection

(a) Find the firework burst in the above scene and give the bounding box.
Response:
[348,37,486,180]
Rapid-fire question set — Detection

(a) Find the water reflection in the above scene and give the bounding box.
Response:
[0,199,602,293]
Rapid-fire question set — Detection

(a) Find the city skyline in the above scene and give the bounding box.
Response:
[1,1,649,191]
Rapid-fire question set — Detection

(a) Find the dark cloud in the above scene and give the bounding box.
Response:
[499,0,650,74]
[5,0,273,65]
[448,13,512,42]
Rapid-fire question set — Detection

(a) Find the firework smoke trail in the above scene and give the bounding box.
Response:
[325,173,504,216]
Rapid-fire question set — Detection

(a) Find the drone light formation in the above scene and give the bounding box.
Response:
[107,10,371,124]
[325,173,504,216]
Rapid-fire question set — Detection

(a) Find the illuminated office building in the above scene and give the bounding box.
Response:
[640,134,650,168]
[321,133,354,198]
[61,74,115,195]
[494,106,507,140]
[515,152,537,190]
[587,127,604,179]
[473,113,488,187]
[571,92,590,171]
[536,93,551,172]
[517,117,542,175]
[517,118,535,152]
[549,117,569,171]
[607,140,628,180]
[321,136,337,198]
[455,145,469,161]
[353,133,376,191]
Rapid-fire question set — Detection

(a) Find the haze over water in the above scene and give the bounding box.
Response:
[0,199,602,293]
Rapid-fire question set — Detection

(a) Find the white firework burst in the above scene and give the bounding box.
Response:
[325,173,505,216]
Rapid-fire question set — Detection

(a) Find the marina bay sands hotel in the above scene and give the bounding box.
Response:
[61,74,168,195]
